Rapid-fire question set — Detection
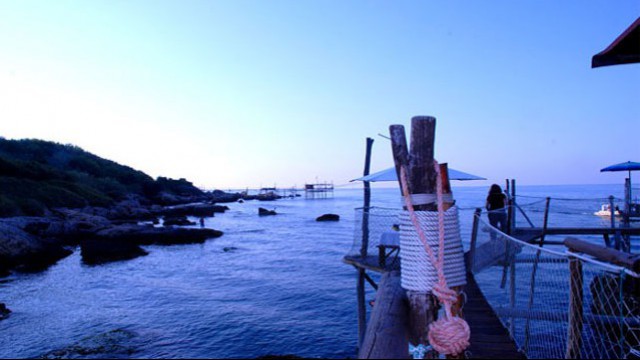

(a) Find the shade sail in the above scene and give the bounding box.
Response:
[600,161,640,172]
[351,166,486,182]
[592,17,640,68]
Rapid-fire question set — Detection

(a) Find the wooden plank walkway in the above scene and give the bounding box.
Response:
[345,254,524,359]
[464,272,525,359]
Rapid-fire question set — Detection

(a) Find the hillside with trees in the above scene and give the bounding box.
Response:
[0,138,205,217]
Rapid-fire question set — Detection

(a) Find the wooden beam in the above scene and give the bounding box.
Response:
[359,271,409,359]
[564,236,640,272]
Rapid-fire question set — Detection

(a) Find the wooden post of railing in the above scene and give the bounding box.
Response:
[390,118,438,356]
[566,253,584,359]
[510,179,516,233]
[357,137,374,350]
[467,208,482,274]
[609,195,620,250]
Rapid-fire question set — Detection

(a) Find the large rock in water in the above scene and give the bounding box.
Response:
[258,207,277,216]
[80,238,148,265]
[0,218,72,275]
[316,214,340,222]
[94,225,223,245]
[162,216,196,226]
[0,303,10,321]
[157,203,229,218]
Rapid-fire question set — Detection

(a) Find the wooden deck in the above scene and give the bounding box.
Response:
[346,254,524,359]
[464,272,525,359]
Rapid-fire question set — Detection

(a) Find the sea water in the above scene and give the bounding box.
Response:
[0,184,629,358]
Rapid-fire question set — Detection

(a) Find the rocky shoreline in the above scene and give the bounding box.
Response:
[0,192,239,278]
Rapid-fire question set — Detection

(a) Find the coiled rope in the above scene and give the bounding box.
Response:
[399,161,470,356]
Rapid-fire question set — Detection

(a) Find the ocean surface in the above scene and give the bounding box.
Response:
[0,184,631,359]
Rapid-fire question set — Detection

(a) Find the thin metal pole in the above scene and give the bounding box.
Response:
[523,197,551,354]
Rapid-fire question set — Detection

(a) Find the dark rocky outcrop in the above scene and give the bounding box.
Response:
[94,225,223,245]
[258,208,277,216]
[157,203,228,218]
[80,238,148,265]
[162,216,196,226]
[0,219,72,274]
[0,303,10,321]
[39,328,137,359]
[209,190,242,203]
[316,214,340,222]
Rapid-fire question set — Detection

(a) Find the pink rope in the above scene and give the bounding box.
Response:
[400,161,470,356]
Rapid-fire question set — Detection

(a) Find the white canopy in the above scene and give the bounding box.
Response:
[351,166,486,182]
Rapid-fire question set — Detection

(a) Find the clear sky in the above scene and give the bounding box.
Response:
[1,1,639,189]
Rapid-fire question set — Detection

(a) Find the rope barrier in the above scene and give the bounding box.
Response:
[399,161,470,356]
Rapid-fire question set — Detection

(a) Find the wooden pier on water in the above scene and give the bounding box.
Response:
[347,118,524,359]
[304,182,334,199]
[343,253,524,359]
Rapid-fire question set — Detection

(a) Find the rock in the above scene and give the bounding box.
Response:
[223,246,238,252]
[45,210,113,244]
[80,238,148,265]
[157,203,228,218]
[316,214,340,222]
[94,225,223,245]
[162,216,196,226]
[39,329,137,359]
[0,219,72,273]
[258,208,277,216]
[238,199,244,203]
[209,190,242,203]
[0,302,10,321]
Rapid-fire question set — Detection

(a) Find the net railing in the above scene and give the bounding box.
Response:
[471,214,640,359]
[348,206,401,257]
[513,195,627,230]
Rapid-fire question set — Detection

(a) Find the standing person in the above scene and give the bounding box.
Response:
[486,184,508,237]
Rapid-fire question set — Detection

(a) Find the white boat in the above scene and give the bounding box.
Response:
[594,204,621,217]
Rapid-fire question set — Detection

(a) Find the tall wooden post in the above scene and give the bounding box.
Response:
[357,137,374,350]
[566,254,584,359]
[390,117,438,355]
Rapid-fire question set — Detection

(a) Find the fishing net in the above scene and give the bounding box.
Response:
[471,214,640,359]
[347,207,402,270]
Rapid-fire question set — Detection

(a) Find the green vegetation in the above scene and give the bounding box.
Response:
[0,138,204,217]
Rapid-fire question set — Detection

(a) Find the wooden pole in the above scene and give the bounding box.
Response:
[361,137,374,258]
[390,117,438,355]
[467,208,483,273]
[566,254,584,359]
[358,137,374,350]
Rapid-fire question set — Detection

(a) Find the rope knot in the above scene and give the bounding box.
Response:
[432,282,457,306]
[428,316,471,356]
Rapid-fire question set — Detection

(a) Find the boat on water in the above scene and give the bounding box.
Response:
[593,204,621,217]
[598,161,640,220]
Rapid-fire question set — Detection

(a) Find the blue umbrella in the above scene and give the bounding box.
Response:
[600,161,640,181]
[351,166,486,182]
[601,161,640,206]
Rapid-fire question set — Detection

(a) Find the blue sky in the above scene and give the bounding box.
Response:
[0,1,638,189]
